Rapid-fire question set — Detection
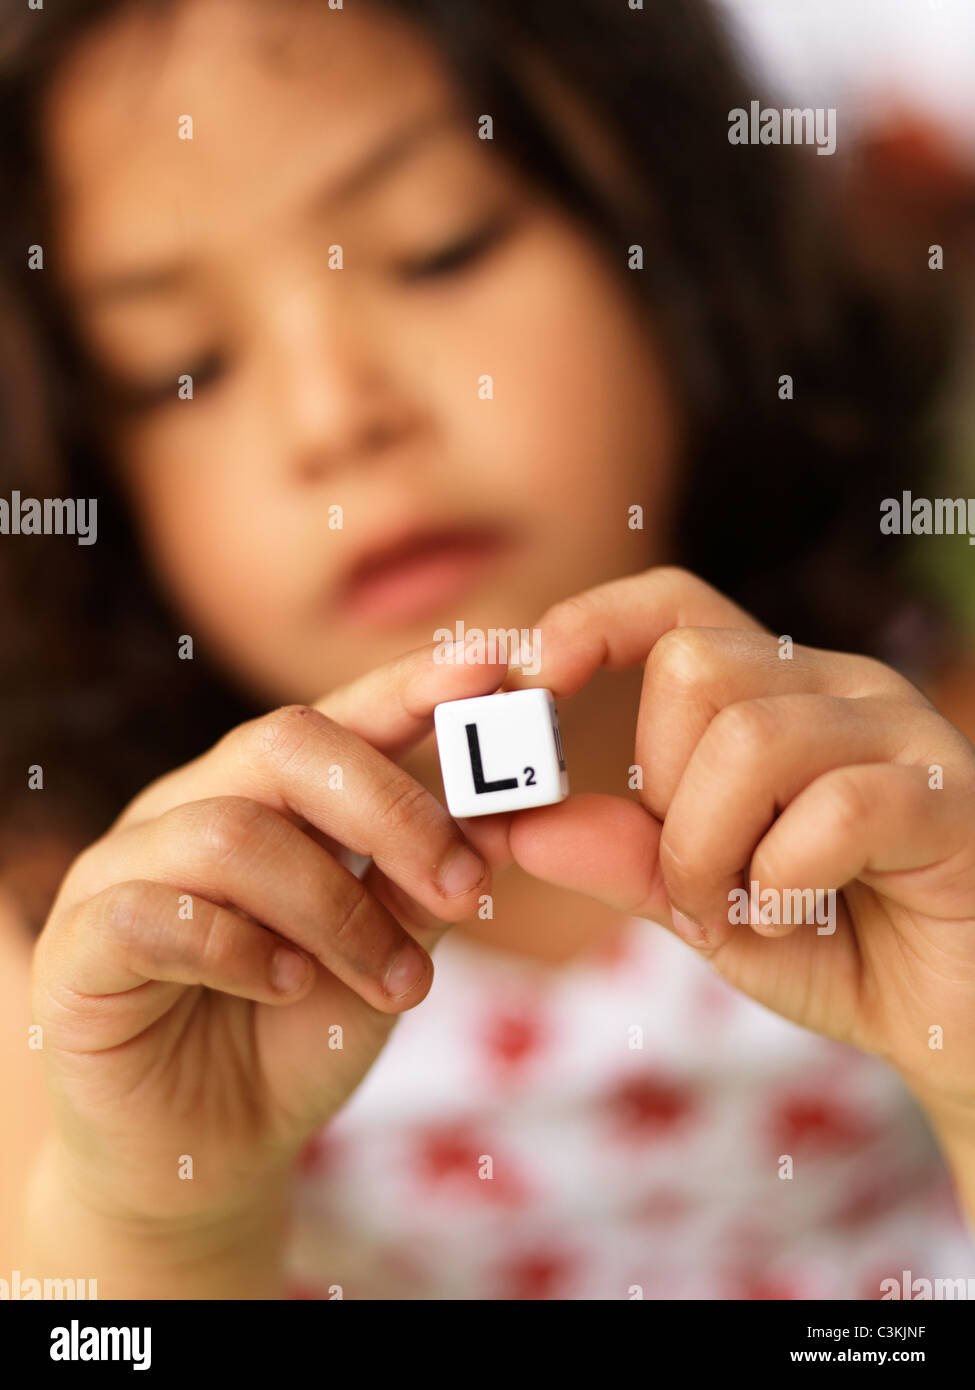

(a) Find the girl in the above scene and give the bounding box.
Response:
[2,0,974,1299]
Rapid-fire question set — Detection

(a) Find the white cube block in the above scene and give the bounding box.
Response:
[433,688,569,818]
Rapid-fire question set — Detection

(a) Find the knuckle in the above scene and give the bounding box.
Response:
[194,796,269,866]
[540,588,601,631]
[189,898,233,973]
[710,698,779,759]
[101,880,152,942]
[652,563,701,593]
[246,704,331,774]
[328,883,372,946]
[819,769,873,837]
[648,627,717,694]
[98,881,172,979]
[377,772,433,832]
[647,564,712,610]
[852,654,914,699]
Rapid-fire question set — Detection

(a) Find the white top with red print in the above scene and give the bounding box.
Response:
[284,915,975,1300]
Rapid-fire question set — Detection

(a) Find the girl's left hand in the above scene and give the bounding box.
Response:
[488,567,975,1122]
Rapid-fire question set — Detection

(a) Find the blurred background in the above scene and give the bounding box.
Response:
[725,0,975,643]
[725,0,975,138]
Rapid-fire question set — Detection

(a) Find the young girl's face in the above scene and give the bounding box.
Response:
[43,0,680,705]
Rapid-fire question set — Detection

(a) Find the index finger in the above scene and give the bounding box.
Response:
[313,639,507,760]
[504,566,768,696]
[118,640,506,828]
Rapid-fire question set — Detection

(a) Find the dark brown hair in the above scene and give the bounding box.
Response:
[0,0,959,927]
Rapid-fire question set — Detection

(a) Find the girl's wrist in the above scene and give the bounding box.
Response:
[16,1134,292,1299]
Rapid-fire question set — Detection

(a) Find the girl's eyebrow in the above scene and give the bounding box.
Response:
[75,100,460,310]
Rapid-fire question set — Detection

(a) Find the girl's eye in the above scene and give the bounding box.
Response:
[395,213,513,283]
[113,350,227,413]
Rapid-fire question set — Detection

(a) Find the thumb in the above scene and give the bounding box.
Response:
[507,793,670,924]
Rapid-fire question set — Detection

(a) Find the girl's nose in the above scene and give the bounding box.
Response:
[257,277,420,485]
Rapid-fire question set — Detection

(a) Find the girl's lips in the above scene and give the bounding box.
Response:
[332,525,513,625]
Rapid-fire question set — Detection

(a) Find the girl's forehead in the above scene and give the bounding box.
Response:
[39,0,455,290]
[43,0,447,175]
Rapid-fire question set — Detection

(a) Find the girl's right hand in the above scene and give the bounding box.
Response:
[30,642,502,1236]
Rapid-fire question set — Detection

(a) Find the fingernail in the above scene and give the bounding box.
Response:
[439,844,486,897]
[271,948,311,994]
[671,909,709,948]
[384,943,428,999]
